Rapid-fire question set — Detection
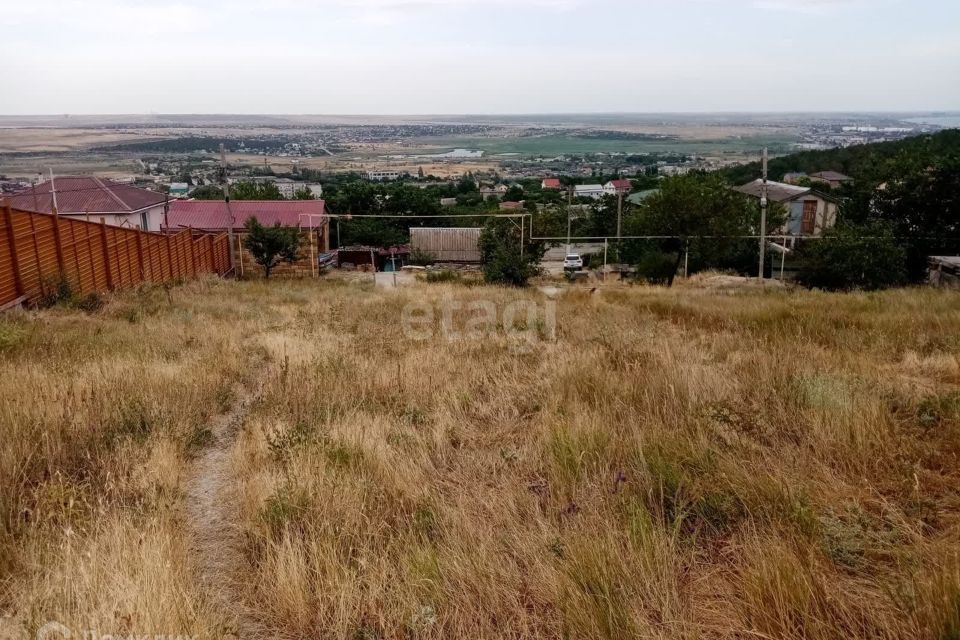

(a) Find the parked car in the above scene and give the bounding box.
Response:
[563,254,584,270]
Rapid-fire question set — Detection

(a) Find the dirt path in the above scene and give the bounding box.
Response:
[184,379,270,639]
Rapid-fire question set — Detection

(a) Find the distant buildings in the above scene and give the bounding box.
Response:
[367,170,401,181]
[574,184,605,200]
[224,175,322,198]
[168,182,190,198]
[5,176,167,231]
[480,184,510,201]
[273,178,299,199]
[603,179,632,196]
[734,179,839,242]
[541,178,562,189]
[809,171,853,189]
[0,179,30,194]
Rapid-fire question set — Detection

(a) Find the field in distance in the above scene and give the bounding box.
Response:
[1,275,958,639]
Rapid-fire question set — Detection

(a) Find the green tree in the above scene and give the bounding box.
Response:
[845,155,960,281]
[327,181,380,215]
[231,181,284,200]
[622,174,772,285]
[503,185,524,202]
[293,187,315,200]
[795,221,907,290]
[479,219,545,286]
[385,185,441,216]
[243,218,301,278]
[457,176,477,194]
[190,185,224,200]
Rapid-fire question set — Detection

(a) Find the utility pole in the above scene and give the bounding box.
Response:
[220,144,236,272]
[758,147,768,281]
[566,186,573,254]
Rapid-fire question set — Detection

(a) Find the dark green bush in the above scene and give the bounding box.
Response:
[795,221,907,291]
[634,250,679,285]
[479,219,546,286]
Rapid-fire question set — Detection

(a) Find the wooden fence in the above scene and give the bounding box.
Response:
[0,204,232,309]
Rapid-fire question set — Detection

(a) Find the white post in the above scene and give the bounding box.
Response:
[49,169,59,215]
[780,243,787,281]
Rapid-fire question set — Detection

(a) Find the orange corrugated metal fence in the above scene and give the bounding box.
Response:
[0,204,232,309]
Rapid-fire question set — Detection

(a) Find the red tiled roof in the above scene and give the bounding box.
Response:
[5,177,166,214]
[165,200,326,231]
[609,179,632,190]
[542,178,561,188]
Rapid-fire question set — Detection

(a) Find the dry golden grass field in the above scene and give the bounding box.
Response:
[0,276,959,640]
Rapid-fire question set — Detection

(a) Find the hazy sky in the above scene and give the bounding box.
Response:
[1,0,958,114]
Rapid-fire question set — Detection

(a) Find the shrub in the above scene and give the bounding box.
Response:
[74,292,105,314]
[478,219,545,286]
[425,269,461,284]
[634,250,679,285]
[795,221,907,291]
[408,248,436,267]
[37,274,75,308]
[243,218,302,278]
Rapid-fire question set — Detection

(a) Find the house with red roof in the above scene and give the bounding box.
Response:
[603,179,632,196]
[164,199,326,234]
[165,199,330,277]
[541,178,562,190]
[6,176,167,231]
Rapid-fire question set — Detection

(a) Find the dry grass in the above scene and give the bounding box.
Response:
[1,276,959,639]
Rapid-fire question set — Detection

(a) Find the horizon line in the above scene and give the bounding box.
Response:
[1,110,959,118]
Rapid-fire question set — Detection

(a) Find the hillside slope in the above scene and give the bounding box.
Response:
[724,129,960,185]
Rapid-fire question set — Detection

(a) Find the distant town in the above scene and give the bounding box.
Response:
[0,112,951,198]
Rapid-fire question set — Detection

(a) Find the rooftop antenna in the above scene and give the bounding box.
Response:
[758,147,768,281]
